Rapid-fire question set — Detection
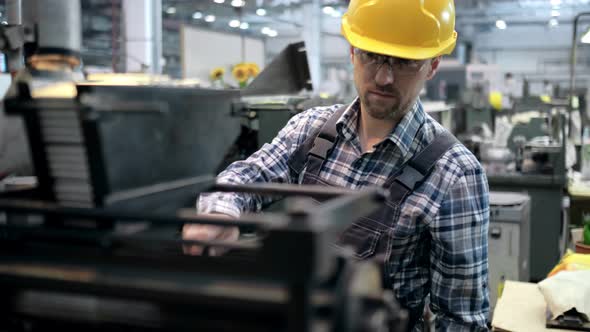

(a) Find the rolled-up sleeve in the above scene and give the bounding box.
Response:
[429,167,490,331]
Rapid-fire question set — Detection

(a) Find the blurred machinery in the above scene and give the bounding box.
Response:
[4,35,313,210]
[220,42,333,168]
[426,62,501,135]
[0,0,25,73]
[0,0,84,176]
[477,108,567,281]
[447,64,570,281]
[426,62,502,103]
[0,2,408,327]
[488,192,531,310]
[4,83,241,216]
[0,180,407,332]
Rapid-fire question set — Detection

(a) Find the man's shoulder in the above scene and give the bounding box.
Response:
[293,103,345,129]
[279,103,347,149]
[423,119,483,175]
[444,142,484,175]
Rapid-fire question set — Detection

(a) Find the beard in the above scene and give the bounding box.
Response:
[361,85,411,120]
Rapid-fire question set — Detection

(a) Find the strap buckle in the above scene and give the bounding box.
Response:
[394,165,424,191]
[308,136,335,159]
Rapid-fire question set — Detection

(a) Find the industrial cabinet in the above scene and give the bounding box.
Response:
[488,192,531,310]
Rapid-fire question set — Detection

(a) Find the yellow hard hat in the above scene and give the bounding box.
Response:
[341,0,458,60]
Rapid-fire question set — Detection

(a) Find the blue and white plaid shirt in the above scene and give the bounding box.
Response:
[198,98,490,330]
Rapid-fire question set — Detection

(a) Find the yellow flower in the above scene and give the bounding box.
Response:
[210,67,225,81]
[232,64,249,83]
[246,63,260,78]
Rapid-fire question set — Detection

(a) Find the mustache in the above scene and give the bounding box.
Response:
[372,84,399,97]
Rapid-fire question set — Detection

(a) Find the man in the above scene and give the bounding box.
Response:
[501,72,518,109]
[543,80,554,98]
[184,0,490,330]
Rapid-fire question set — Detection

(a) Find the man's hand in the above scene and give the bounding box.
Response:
[181,213,239,256]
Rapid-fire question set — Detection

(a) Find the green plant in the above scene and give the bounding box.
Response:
[584,220,590,245]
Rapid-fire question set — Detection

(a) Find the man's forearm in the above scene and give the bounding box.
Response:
[197,170,252,217]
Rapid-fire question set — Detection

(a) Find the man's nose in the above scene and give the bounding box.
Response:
[374,62,395,86]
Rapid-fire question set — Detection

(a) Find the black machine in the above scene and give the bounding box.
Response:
[0,181,406,332]
[4,84,242,215]
[0,42,407,331]
[3,41,313,216]
[224,41,322,165]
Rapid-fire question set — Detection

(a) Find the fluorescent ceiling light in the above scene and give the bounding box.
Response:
[496,20,507,30]
[229,19,241,28]
[214,0,225,3]
[582,28,590,44]
[193,11,203,19]
[165,7,176,14]
[331,11,341,18]
[256,8,267,16]
[550,0,562,6]
[551,10,560,17]
[261,27,277,37]
[240,22,249,29]
[231,0,245,7]
[205,15,216,22]
[549,18,559,27]
[322,6,334,15]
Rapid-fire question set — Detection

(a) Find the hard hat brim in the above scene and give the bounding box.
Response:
[341,18,458,60]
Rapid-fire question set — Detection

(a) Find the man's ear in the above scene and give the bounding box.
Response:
[350,46,355,64]
[426,56,442,80]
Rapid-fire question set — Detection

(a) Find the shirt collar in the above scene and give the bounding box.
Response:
[386,100,425,159]
[335,98,360,142]
[335,97,426,159]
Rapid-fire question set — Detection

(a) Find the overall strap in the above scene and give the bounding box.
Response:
[287,104,349,178]
[386,130,458,205]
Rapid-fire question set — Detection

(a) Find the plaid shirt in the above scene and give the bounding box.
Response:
[198,98,490,331]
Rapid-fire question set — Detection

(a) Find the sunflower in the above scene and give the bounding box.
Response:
[246,63,260,78]
[232,64,249,83]
[210,67,225,81]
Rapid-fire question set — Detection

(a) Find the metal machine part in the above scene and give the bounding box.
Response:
[217,40,320,170]
[36,0,81,55]
[0,0,84,177]
[521,139,563,175]
[480,144,514,175]
[242,41,313,96]
[0,180,407,332]
[4,84,241,215]
[229,94,339,158]
[22,0,82,67]
[0,0,83,73]
[0,0,25,72]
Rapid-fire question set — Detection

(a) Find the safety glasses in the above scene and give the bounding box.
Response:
[354,48,428,76]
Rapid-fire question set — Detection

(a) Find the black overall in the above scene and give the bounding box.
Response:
[287,105,458,331]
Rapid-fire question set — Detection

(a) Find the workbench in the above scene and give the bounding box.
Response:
[492,281,572,332]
